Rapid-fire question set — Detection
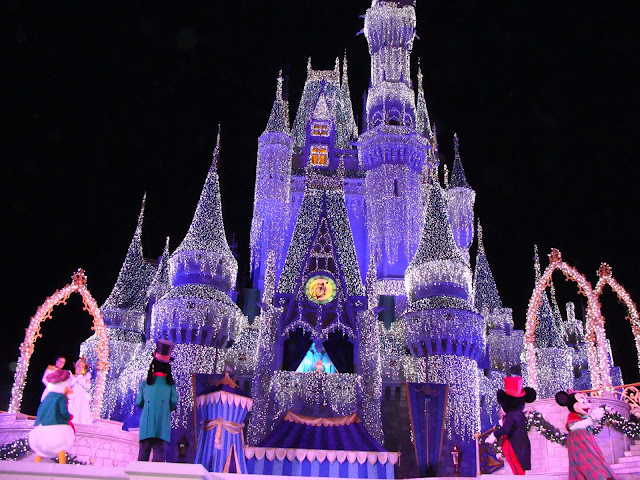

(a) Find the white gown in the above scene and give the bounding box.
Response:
[68,372,93,424]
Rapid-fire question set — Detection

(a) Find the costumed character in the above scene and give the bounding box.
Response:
[41,355,66,401]
[69,356,93,424]
[486,376,536,475]
[28,369,75,463]
[136,339,178,462]
[555,390,618,480]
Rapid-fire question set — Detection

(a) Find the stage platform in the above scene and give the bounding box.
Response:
[1,461,640,480]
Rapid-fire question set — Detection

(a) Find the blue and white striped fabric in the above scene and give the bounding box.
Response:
[246,455,395,478]
[194,392,251,473]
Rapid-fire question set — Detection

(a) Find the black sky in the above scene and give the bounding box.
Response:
[5,1,639,415]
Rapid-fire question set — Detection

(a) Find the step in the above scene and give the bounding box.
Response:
[612,461,640,473]
[616,455,640,464]
[624,449,640,457]
[629,443,640,453]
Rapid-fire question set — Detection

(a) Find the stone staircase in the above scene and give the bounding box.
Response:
[612,438,640,477]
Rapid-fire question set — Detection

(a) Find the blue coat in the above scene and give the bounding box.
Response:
[35,392,71,426]
[136,376,178,443]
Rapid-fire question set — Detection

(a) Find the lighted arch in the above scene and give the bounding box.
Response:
[594,263,640,374]
[525,249,612,393]
[8,269,109,419]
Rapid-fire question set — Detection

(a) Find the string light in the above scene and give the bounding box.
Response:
[524,248,612,394]
[9,269,109,419]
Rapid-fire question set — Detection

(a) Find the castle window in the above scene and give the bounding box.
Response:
[310,145,328,167]
[312,123,330,137]
[393,179,399,196]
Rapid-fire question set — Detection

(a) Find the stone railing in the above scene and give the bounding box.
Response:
[583,382,640,418]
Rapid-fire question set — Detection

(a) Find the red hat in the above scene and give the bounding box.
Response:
[503,376,526,398]
[46,369,70,384]
[154,339,175,363]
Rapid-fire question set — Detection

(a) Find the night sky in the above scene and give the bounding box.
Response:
[5,1,639,415]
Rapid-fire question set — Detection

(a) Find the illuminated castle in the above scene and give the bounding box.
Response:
[79,1,615,477]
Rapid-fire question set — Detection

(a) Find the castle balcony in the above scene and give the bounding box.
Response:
[403,308,486,361]
[358,126,431,172]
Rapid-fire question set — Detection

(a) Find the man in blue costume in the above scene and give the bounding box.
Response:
[136,339,178,462]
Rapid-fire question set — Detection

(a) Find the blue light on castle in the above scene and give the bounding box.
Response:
[76,1,620,477]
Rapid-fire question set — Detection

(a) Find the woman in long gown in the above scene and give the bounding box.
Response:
[69,357,93,425]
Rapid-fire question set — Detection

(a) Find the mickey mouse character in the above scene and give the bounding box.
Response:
[486,376,536,475]
[555,390,618,480]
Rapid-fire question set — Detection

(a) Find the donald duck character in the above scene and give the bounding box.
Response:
[28,369,75,463]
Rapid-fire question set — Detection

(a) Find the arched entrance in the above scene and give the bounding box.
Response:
[525,249,612,393]
[594,263,640,374]
[8,269,109,418]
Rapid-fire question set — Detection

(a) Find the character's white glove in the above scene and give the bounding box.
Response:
[591,407,605,421]
[568,418,594,431]
[498,417,504,427]
[485,432,497,445]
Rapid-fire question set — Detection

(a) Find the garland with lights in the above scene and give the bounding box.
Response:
[8,269,109,419]
[0,437,31,461]
[524,406,640,448]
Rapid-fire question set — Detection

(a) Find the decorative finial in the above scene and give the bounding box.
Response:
[417,58,424,93]
[477,219,484,249]
[549,248,562,264]
[72,268,87,286]
[212,123,221,170]
[598,262,612,278]
[307,57,312,76]
[136,192,147,235]
[454,133,460,160]
[533,244,542,280]
[334,56,340,75]
[432,123,438,151]
[276,70,283,101]
[443,164,449,189]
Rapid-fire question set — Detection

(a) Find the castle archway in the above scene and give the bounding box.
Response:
[525,249,612,393]
[594,263,640,374]
[8,269,109,419]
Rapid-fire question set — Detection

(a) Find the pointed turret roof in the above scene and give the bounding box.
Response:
[409,183,467,266]
[291,57,354,149]
[102,194,156,312]
[533,245,565,348]
[263,70,290,135]
[473,221,503,311]
[450,134,471,188]
[414,60,432,138]
[339,53,359,140]
[312,91,332,121]
[174,126,234,262]
[149,237,171,299]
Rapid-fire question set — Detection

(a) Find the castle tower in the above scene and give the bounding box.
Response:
[404,182,484,476]
[446,134,475,262]
[359,0,435,283]
[250,71,293,291]
[474,222,522,376]
[531,244,573,398]
[80,194,156,419]
[151,128,243,351]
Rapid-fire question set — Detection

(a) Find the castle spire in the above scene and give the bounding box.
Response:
[533,244,564,348]
[415,59,432,138]
[263,70,290,134]
[409,183,467,267]
[473,221,503,312]
[149,236,171,299]
[340,52,358,140]
[174,125,234,261]
[450,133,471,188]
[101,193,156,318]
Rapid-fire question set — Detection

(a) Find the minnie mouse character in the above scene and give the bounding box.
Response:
[555,390,617,480]
[486,376,536,475]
